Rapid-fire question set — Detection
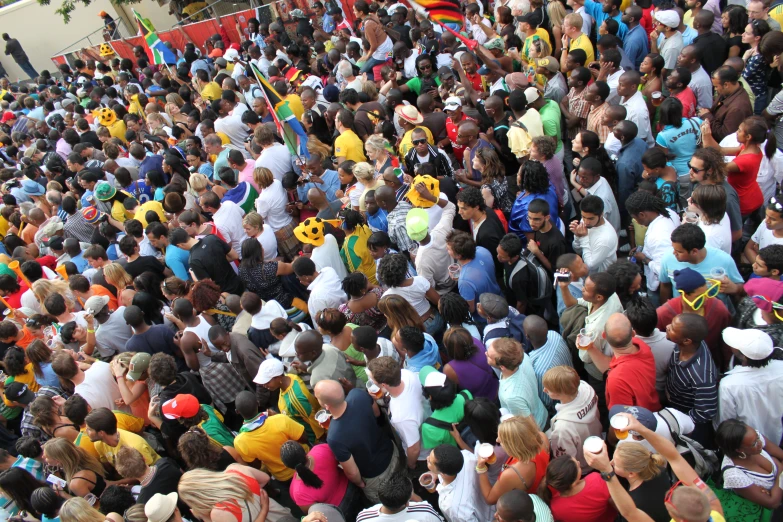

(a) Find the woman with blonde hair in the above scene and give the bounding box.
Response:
[111,352,151,425]
[476,415,550,504]
[254,166,298,260]
[243,211,278,262]
[103,263,133,293]
[364,135,395,177]
[42,438,108,501]
[353,161,383,211]
[178,464,294,522]
[612,441,669,520]
[31,279,75,315]
[59,497,106,522]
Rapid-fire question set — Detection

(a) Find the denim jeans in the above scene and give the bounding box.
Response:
[16,60,38,80]
[359,56,387,81]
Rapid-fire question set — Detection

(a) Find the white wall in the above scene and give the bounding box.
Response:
[0,0,178,80]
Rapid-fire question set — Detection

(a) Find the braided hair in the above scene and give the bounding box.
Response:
[625,190,670,219]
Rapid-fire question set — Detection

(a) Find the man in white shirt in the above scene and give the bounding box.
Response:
[717,328,783,443]
[198,192,247,258]
[617,71,654,146]
[292,257,346,318]
[367,356,429,470]
[570,194,618,274]
[254,124,298,182]
[428,445,491,522]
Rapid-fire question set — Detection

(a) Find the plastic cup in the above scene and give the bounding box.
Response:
[478,443,497,465]
[583,436,604,454]
[419,472,437,492]
[315,409,332,429]
[448,263,461,281]
[611,415,630,440]
[710,267,726,279]
[366,380,384,400]
[577,328,593,350]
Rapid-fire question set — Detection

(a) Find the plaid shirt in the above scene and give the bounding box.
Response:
[586,102,612,144]
[63,211,95,244]
[21,386,69,442]
[387,201,415,255]
[565,87,591,140]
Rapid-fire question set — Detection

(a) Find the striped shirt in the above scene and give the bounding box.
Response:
[357,500,444,521]
[529,331,573,410]
[665,341,718,424]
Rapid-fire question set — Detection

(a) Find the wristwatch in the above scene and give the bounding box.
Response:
[600,470,616,482]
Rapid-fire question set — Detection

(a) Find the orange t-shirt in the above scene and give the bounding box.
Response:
[91,285,118,311]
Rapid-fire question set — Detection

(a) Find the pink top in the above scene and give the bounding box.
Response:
[289,444,349,507]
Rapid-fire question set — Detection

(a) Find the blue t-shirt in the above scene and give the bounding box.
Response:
[458,246,502,322]
[659,247,744,293]
[655,118,703,176]
[165,245,191,281]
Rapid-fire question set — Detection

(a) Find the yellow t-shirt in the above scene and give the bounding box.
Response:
[569,33,595,66]
[233,414,305,481]
[201,82,223,102]
[107,120,128,144]
[133,200,168,228]
[398,126,434,157]
[334,130,367,163]
[93,429,160,468]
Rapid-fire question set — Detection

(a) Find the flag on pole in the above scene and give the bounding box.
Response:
[248,62,310,160]
[403,0,464,27]
[132,9,178,65]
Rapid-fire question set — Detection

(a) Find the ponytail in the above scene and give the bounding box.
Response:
[279,441,323,489]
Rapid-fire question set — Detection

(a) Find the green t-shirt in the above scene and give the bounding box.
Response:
[199,404,235,448]
[539,99,563,153]
[421,390,473,449]
[404,76,442,96]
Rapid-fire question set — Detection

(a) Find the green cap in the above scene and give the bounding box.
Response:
[127,352,151,381]
[94,181,117,201]
[405,208,429,242]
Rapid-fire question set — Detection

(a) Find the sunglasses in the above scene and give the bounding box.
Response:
[678,279,721,311]
[687,162,707,173]
[412,138,428,145]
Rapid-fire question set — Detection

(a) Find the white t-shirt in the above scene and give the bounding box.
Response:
[383,276,432,316]
[75,361,125,412]
[699,214,732,254]
[752,221,783,249]
[387,369,430,460]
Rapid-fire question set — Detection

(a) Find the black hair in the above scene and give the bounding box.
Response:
[624,296,658,337]
[579,194,604,216]
[671,223,706,251]
[376,253,409,288]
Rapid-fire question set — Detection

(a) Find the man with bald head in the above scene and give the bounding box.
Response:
[676,45,713,110]
[583,312,661,411]
[691,10,727,75]
[314,379,398,504]
[617,70,653,147]
[523,315,571,411]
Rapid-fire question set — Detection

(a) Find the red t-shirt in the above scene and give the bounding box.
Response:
[674,87,697,118]
[605,338,661,411]
[550,473,618,522]
[730,147,764,215]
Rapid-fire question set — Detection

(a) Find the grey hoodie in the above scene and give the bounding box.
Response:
[546,381,603,471]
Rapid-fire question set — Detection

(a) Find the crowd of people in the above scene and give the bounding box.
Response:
[0,0,782,520]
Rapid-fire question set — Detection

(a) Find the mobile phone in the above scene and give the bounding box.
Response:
[47,474,67,488]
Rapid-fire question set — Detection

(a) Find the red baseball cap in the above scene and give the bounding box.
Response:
[161,394,200,419]
[1,111,16,124]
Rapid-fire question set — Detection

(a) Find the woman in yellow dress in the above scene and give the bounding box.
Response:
[340,209,378,285]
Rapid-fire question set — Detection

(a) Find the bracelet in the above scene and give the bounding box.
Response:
[476,465,488,474]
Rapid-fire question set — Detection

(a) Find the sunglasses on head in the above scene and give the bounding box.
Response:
[678,278,721,311]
